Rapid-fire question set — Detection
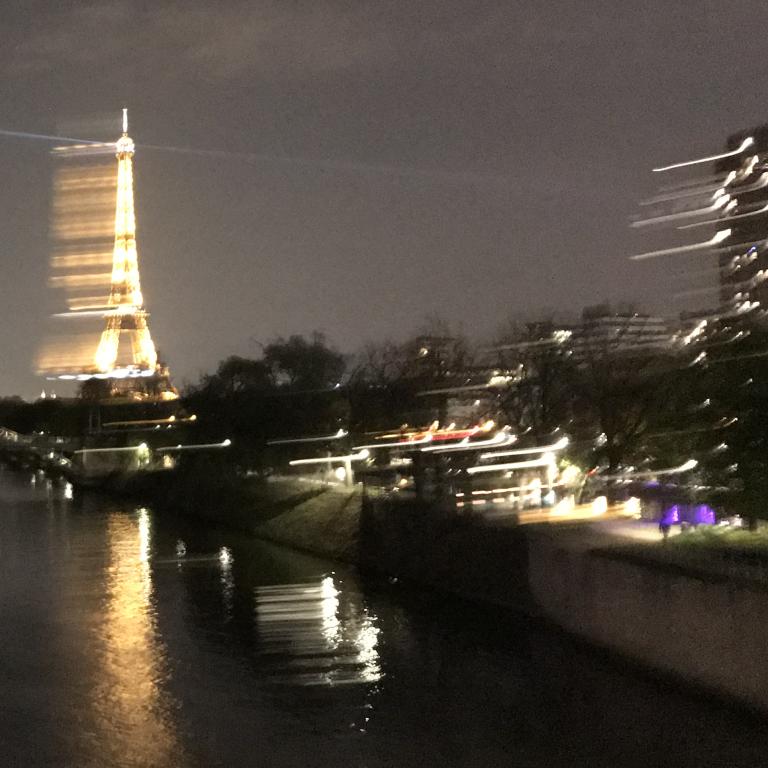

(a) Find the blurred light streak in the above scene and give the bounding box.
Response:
[630,228,731,261]
[353,434,434,450]
[630,194,731,227]
[0,128,107,145]
[466,456,554,474]
[420,429,516,453]
[478,436,568,461]
[593,459,698,481]
[678,202,768,230]
[455,481,566,497]
[0,126,512,186]
[75,439,231,455]
[155,439,231,452]
[653,137,754,172]
[288,449,369,466]
[639,171,736,205]
[268,429,348,446]
[723,172,768,195]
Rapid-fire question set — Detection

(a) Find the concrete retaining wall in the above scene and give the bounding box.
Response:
[527,531,768,714]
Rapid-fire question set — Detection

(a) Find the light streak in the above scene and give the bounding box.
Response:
[74,444,148,455]
[101,415,196,428]
[74,439,231,455]
[455,481,567,497]
[678,202,768,230]
[288,450,369,466]
[478,436,569,461]
[0,128,107,145]
[630,228,731,261]
[466,456,554,474]
[55,366,158,381]
[592,459,698,481]
[420,430,516,453]
[268,429,348,446]
[639,171,736,205]
[353,434,434,450]
[53,307,119,318]
[630,194,731,227]
[653,137,754,172]
[0,127,512,186]
[156,439,231,452]
[722,172,768,195]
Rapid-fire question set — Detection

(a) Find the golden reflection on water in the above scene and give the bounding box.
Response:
[255,576,381,685]
[90,509,185,765]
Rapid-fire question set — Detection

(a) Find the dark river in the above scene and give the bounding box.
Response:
[1,467,766,767]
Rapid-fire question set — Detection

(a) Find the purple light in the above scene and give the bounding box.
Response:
[660,503,716,526]
[693,504,716,526]
[661,505,679,525]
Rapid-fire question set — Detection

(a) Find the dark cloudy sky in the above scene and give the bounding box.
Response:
[1,0,768,397]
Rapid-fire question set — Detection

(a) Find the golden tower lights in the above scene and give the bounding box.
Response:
[94,109,158,376]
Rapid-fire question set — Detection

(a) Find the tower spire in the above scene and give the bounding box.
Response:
[122,107,128,135]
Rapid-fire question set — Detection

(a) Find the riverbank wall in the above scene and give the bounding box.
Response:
[526,531,768,714]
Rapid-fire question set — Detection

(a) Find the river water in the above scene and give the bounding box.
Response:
[1,467,766,767]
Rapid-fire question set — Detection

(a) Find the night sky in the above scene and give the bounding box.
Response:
[1,1,768,397]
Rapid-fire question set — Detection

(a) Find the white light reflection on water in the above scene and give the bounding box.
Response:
[220,546,235,618]
[138,507,151,602]
[255,575,382,686]
[138,507,150,562]
[321,575,341,645]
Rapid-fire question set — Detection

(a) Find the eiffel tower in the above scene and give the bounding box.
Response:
[91,109,176,400]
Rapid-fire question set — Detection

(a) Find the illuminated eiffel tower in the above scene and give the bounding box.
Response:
[92,109,176,400]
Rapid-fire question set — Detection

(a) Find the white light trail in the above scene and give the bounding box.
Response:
[288,450,369,466]
[630,228,731,261]
[721,172,768,196]
[156,439,232,452]
[593,459,698,481]
[639,171,736,206]
[678,202,768,230]
[630,194,731,228]
[74,439,232,455]
[74,444,145,455]
[478,436,569,461]
[353,434,434,450]
[653,137,754,172]
[455,481,568,497]
[0,127,513,186]
[52,308,115,318]
[420,430,516,453]
[467,456,554,475]
[268,429,348,446]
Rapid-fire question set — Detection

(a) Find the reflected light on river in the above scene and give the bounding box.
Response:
[219,546,235,618]
[90,509,185,765]
[255,576,382,686]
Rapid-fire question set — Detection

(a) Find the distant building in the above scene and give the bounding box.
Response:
[569,303,672,360]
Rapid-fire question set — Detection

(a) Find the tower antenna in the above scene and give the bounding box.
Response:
[122,107,128,135]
